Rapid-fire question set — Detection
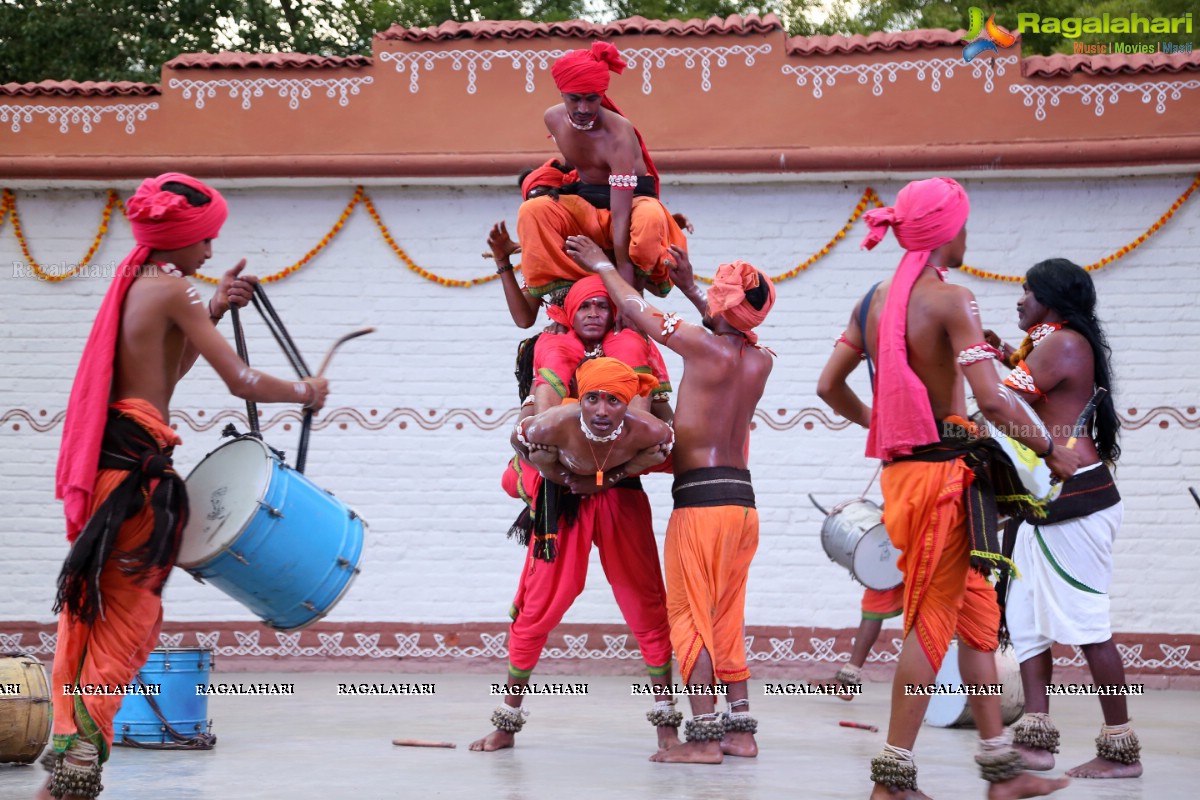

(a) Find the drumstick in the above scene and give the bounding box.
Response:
[482,246,522,259]
[391,739,456,748]
[1065,387,1107,449]
[316,327,376,377]
[1189,487,1200,511]
[839,721,878,732]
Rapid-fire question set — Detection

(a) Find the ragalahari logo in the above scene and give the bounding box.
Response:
[962,7,1017,62]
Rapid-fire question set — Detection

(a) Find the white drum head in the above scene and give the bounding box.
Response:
[983,421,1061,502]
[853,525,902,590]
[177,438,274,568]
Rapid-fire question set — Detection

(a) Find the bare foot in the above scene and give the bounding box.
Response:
[468,729,515,752]
[986,772,1070,799]
[1014,743,1055,771]
[721,730,758,758]
[1066,756,1142,779]
[868,783,933,799]
[649,740,723,764]
[655,725,681,753]
[838,689,856,702]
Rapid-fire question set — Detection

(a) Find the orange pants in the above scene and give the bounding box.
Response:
[881,458,1000,673]
[861,585,904,620]
[51,400,180,762]
[664,505,759,685]
[507,486,672,678]
[517,193,685,297]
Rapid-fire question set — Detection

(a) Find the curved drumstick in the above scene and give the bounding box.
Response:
[482,246,522,259]
[808,494,829,516]
[316,327,376,377]
[1065,387,1107,449]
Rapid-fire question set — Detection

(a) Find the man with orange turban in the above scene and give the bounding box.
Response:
[565,235,774,765]
[471,356,678,757]
[43,174,328,800]
[816,177,1076,799]
[517,41,687,299]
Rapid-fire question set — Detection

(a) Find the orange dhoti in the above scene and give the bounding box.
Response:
[861,585,904,621]
[881,457,1000,674]
[664,468,758,685]
[51,399,183,763]
[516,193,685,298]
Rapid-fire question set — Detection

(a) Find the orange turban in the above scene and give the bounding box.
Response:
[706,260,776,345]
[546,275,609,328]
[521,159,569,200]
[576,357,658,404]
[551,42,626,94]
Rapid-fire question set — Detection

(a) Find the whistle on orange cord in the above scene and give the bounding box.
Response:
[839,720,878,732]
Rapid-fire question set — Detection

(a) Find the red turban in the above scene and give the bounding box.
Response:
[56,173,228,539]
[546,275,609,329]
[576,356,658,404]
[707,261,776,345]
[861,177,971,460]
[521,159,568,201]
[551,42,626,94]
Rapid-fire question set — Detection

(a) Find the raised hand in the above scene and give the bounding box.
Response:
[211,260,258,319]
[488,221,519,263]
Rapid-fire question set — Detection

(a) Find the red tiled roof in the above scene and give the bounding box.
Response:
[1024,51,1200,77]
[376,13,781,42]
[786,29,965,55]
[0,80,160,97]
[165,52,373,70]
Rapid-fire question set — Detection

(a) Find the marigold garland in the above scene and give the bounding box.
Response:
[3,175,1196,287]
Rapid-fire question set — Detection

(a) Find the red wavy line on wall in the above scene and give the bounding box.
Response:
[3,406,1197,434]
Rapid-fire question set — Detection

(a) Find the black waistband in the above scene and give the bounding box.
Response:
[562,176,657,210]
[614,476,644,491]
[672,467,755,509]
[1031,462,1120,525]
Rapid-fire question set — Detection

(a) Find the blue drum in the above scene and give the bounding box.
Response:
[113,648,213,746]
[177,436,365,631]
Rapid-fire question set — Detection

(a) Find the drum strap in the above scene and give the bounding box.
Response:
[118,675,217,751]
[859,282,881,388]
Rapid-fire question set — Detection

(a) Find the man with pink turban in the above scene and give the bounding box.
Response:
[516,41,687,299]
[43,174,328,800]
[815,177,1076,799]
[565,235,774,765]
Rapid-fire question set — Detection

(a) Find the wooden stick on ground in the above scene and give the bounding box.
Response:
[391,739,457,748]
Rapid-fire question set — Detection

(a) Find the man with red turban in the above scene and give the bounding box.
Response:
[516,41,687,300]
[565,235,774,765]
[42,174,328,800]
[816,177,1076,799]
[473,280,683,757]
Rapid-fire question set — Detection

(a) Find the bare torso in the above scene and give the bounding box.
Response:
[672,334,773,474]
[528,405,668,476]
[111,271,193,420]
[861,270,967,422]
[544,106,646,185]
[1021,329,1102,466]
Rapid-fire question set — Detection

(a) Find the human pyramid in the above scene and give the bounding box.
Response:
[40,40,1140,800]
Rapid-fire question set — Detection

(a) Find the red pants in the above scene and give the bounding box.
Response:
[507,486,672,677]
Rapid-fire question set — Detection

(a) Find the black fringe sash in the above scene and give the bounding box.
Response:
[672,467,755,510]
[895,422,1046,578]
[54,410,188,625]
[509,476,643,562]
[1025,462,1120,525]
[562,176,658,210]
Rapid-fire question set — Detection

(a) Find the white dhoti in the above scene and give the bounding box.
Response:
[1007,470,1123,663]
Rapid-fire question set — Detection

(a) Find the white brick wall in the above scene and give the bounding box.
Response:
[2,174,1197,635]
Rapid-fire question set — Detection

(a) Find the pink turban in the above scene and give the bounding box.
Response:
[521,159,570,201]
[861,177,971,461]
[707,261,776,345]
[56,173,228,539]
[551,42,626,94]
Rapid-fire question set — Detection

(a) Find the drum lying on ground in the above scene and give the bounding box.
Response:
[178,436,365,631]
[0,654,51,764]
[113,648,214,747]
[924,640,1025,728]
[820,498,902,591]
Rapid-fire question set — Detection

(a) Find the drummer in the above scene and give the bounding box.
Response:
[816,177,1078,799]
[44,174,328,800]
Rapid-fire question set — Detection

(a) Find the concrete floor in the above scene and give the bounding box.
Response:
[1,672,1196,800]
